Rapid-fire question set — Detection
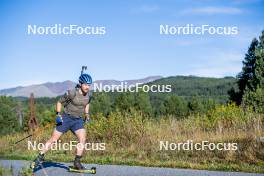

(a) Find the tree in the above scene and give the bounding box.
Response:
[113,92,134,113]
[90,92,112,116]
[188,96,204,114]
[0,96,20,135]
[242,31,264,113]
[161,95,188,118]
[234,38,259,104]
[203,98,217,112]
[134,91,152,115]
[254,31,264,88]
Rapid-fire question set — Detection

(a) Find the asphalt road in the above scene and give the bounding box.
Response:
[0,160,263,176]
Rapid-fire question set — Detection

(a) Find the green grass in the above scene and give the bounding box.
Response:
[19,167,33,176]
[0,165,12,176]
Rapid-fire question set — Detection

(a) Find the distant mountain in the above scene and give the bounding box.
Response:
[0,76,162,97]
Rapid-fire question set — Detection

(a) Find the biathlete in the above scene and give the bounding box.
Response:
[31,72,93,171]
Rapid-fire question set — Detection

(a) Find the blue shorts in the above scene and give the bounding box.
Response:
[56,113,84,133]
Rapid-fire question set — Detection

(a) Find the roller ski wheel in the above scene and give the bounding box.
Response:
[68,166,96,174]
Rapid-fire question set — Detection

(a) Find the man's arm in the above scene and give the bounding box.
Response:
[85,103,89,114]
[55,101,63,125]
[84,103,90,122]
[56,101,62,113]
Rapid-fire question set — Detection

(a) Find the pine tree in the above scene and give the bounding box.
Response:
[236,38,259,104]
[242,31,264,113]
[90,92,112,116]
[0,96,20,135]
[255,31,264,88]
[134,91,152,115]
[161,95,187,118]
[188,96,204,114]
[114,92,134,113]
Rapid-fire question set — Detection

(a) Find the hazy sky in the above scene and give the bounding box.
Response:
[0,0,263,89]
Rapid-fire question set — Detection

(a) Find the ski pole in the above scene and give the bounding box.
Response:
[14,121,54,145]
[14,134,32,144]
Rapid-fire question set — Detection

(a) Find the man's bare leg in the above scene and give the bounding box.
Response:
[31,129,63,169]
[41,129,63,153]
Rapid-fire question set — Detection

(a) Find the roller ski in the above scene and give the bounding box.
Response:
[68,166,96,174]
[68,157,96,174]
[30,153,45,170]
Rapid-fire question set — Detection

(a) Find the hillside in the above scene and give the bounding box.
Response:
[0,75,238,105]
[0,76,162,97]
[147,76,238,103]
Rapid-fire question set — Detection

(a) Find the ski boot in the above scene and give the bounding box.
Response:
[73,158,86,170]
[68,157,96,174]
[30,153,45,169]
